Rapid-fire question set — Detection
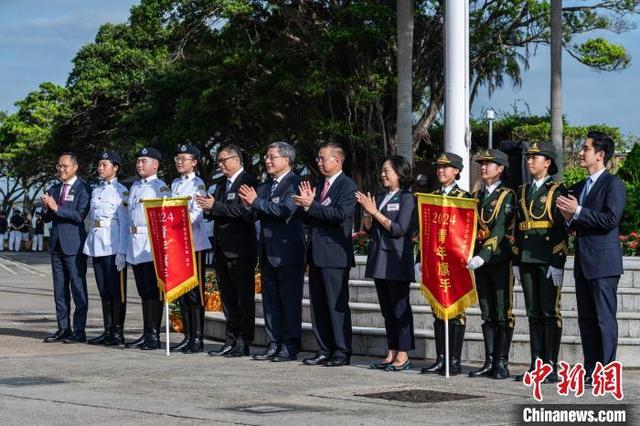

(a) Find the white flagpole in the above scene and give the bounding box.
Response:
[165,299,170,357]
[444,318,450,378]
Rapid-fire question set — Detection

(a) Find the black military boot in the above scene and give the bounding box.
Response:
[421,319,445,374]
[544,322,563,383]
[183,306,204,353]
[141,300,162,350]
[515,320,544,381]
[105,301,126,346]
[440,320,465,376]
[88,300,113,345]
[126,300,149,348]
[493,322,511,379]
[170,300,191,352]
[469,322,495,377]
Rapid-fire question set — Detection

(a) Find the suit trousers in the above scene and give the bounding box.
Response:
[575,265,619,373]
[215,254,257,345]
[374,279,415,351]
[51,243,88,331]
[132,261,160,301]
[92,255,127,303]
[261,260,304,354]
[308,263,352,359]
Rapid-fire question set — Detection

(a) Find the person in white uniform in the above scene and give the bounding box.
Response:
[125,147,171,351]
[83,151,130,346]
[169,144,211,353]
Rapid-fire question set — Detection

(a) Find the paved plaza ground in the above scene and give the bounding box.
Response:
[0,252,637,425]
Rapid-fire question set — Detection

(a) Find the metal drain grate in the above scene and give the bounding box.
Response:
[356,389,483,403]
[229,405,297,414]
[0,376,66,387]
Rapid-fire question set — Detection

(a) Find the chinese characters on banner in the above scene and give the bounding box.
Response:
[416,194,478,319]
[143,196,198,303]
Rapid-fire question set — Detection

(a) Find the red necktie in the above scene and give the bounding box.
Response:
[59,184,69,204]
[320,180,330,201]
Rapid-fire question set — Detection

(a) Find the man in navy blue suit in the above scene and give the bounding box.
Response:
[239,141,305,362]
[294,141,356,367]
[557,131,627,381]
[41,153,91,343]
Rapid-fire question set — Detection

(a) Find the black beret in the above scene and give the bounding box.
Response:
[136,147,161,161]
[176,144,201,158]
[97,150,122,166]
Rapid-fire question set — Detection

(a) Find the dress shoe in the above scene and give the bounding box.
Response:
[224,343,250,358]
[386,359,412,372]
[324,357,350,367]
[208,344,234,357]
[271,349,297,362]
[63,331,87,344]
[253,346,280,361]
[302,353,330,366]
[43,329,71,343]
[370,361,393,370]
[421,356,444,374]
[125,334,147,349]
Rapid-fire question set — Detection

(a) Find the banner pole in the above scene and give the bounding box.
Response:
[445,317,450,378]
[165,299,170,357]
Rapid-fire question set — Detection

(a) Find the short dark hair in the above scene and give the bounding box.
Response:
[219,144,243,165]
[586,130,615,165]
[382,155,414,189]
[318,141,345,161]
[59,152,79,166]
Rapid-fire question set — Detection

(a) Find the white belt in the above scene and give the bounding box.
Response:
[130,226,148,234]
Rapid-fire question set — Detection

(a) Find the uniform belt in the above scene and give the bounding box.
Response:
[519,220,552,231]
[94,219,116,228]
[130,225,148,234]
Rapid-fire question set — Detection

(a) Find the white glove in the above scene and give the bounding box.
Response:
[414,263,422,283]
[547,265,564,288]
[512,266,521,286]
[115,253,126,272]
[467,256,485,270]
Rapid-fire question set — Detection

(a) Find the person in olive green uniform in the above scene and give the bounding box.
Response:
[513,142,568,383]
[467,149,516,380]
[418,153,472,376]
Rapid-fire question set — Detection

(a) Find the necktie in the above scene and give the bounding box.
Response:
[270,180,278,198]
[59,184,69,204]
[320,180,330,201]
[225,179,232,196]
[579,178,593,205]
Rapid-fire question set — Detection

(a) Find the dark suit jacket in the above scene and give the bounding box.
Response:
[253,171,305,267]
[569,170,626,280]
[364,189,416,282]
[305,172,357,268]
[206,170,258,259]
[42,178,91,256]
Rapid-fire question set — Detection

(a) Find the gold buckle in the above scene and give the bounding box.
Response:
[94,219,101,228]
[131,226,137,234]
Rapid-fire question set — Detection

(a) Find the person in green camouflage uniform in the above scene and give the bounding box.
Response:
[467,149,516,380]
[513,142,568,383]
[419,152,473,376]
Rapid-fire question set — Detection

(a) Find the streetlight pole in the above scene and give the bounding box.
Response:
[486,108,495,149]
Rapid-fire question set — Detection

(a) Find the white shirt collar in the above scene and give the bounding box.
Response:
[273,169,291,184]
[532,175,550,189]
[379,189,399,210]
[103,177,117,185]
[142,174,158,184]
[325,170,342,186]
[62,176,78,187]
[228,168,244,185]
[442,183,457,195]
[588,167,607,183]
[182,172,196,181]
[486,180,501,195]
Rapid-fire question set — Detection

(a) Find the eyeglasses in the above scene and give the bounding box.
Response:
[216,155,238,164]
[315,156,335,163]
[56,164,73,170]
[263,155,283,161]
[174,156,195,163]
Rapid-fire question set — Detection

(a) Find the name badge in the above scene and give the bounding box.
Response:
[386,203,399,211]
[321,197,332,206]
[272,197,280,203]
[65,195,75,202]
[227,192,236,200]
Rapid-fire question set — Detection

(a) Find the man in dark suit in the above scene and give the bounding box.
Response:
[557,131,627,381]
[41,153,91,343]
[293,141,356,367]
[196,145,258,357]
[239,141,305,362]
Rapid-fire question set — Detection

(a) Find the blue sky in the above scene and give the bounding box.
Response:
[1,1,639,136]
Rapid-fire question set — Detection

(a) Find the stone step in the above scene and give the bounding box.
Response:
[253,295,640,339]
[204,311,640,366]
[320,280,640,313]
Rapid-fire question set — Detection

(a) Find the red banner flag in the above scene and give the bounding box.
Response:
[417,193,478,319]
[143,197,198,303]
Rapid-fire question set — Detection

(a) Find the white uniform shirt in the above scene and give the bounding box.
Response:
[126,175,170,265]
[171,172,212,252]
[83,179,130,257]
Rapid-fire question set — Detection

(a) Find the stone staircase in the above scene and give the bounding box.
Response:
[205,256,640,366]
